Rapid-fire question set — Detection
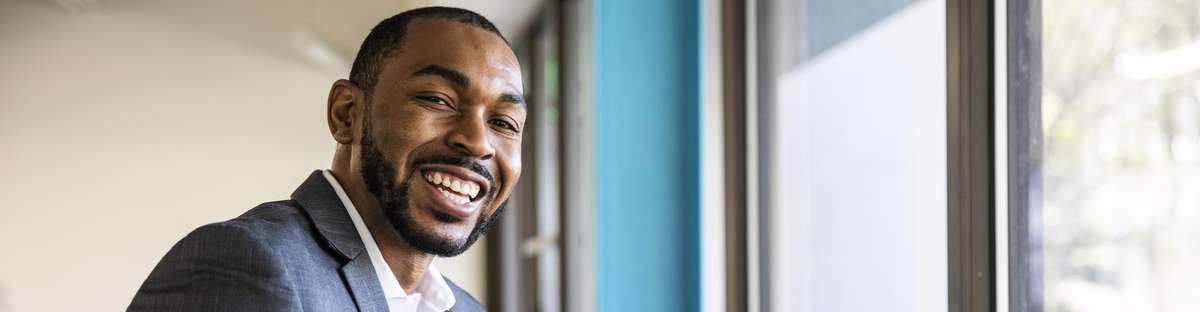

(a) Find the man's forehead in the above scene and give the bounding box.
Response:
[387,19,523,91]
[400,19,517,64]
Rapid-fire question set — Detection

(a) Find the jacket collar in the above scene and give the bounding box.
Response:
[290,170,364,260]
[290,170,476,312]
[291,170,391,311]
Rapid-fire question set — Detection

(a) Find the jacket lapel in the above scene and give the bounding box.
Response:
[291,170,388,312]
[341,254,390,312]
[291,170,363,259]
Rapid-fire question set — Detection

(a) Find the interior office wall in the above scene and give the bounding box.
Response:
[766,0,948,311]
[592,0,701,310]
[0,2,486,311]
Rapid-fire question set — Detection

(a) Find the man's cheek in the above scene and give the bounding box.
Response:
[505,151,522,182]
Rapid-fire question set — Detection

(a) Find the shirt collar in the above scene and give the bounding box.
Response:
[322,170,457,311]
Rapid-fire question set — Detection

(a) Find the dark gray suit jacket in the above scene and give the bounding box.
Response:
[129,171,485,312]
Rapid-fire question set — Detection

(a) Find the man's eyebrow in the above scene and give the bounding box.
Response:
[500,93,526,107]
[411,65,469,88]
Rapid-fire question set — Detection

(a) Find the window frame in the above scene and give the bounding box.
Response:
[947,0,998,311]
[732,0,1045,310]
[1004,0,1044,311]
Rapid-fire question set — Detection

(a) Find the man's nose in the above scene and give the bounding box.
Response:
[446,112,496,160]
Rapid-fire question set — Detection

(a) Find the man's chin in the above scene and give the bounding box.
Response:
[387,210,478,256]
[413,204,480,229]
[410,221,474,244]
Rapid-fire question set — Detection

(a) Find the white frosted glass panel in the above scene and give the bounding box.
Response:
[767,1,947,311]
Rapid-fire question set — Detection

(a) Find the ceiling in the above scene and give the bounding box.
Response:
[44,0,545,73]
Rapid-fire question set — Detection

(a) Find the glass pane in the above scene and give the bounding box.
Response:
[1042,0,1200,311]
[764,0,946,310]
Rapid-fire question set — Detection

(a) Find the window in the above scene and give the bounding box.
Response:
[1009,0,1200,311]
[1043,2,1200,310]
[757,0,949,311]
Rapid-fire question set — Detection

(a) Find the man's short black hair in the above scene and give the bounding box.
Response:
[349,6,507,97]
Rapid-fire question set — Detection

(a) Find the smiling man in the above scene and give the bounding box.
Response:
[129,7,523,312]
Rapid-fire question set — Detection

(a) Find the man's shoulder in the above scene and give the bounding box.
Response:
[206,199,325,254]
[174,200,314,256]
[159,199,326,268]
[232,200,311,232]
[129,200,319,311]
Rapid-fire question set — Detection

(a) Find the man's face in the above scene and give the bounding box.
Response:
[354,18,524,257]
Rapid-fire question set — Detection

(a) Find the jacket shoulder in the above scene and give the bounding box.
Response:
[128,200,315,311]
[238,200,309,228]
[445,277,487,312]
[129,206,304,311]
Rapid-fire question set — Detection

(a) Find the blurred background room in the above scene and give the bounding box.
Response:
[1,0,1198,311]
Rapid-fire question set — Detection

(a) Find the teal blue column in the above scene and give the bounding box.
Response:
[593,0,700,310]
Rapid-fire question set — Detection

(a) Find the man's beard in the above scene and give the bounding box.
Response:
[358,109,505,257]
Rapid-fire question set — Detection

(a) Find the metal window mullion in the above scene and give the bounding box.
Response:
[947,0,997,311]
[1006,0,1043,310]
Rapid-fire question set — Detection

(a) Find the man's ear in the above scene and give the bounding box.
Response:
[327,79,361,144]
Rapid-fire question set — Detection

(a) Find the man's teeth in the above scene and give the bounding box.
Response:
[423,171,481,201]
[439,188,470,205]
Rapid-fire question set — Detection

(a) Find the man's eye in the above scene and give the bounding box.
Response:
[416,95,450,106]
[490,119,518,132]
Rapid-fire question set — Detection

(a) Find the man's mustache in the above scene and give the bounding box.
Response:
[412,154,495,191]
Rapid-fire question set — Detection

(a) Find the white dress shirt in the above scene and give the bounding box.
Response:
[323,170,456,312]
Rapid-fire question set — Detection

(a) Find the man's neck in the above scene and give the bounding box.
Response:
[329,165,434,293]
[366,214,433,293]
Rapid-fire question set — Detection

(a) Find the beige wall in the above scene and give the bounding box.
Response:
[0,2,487,311]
